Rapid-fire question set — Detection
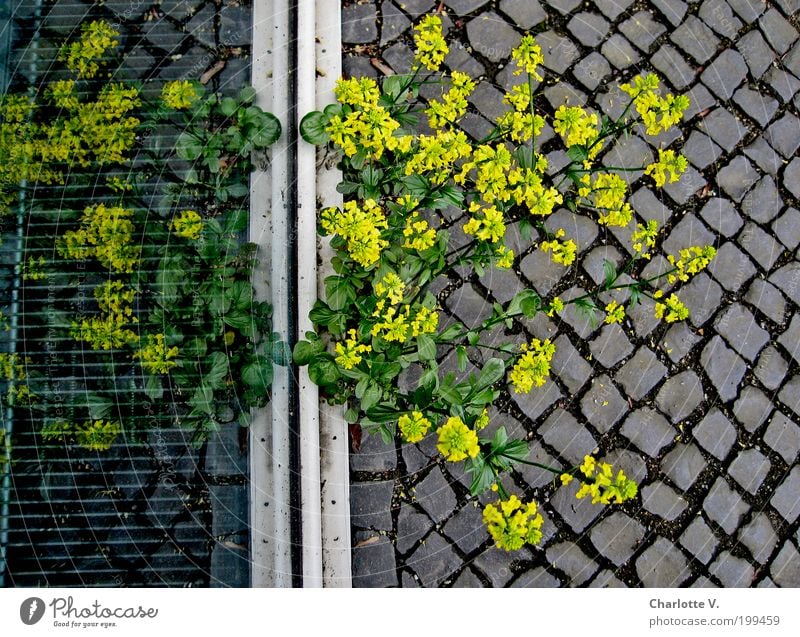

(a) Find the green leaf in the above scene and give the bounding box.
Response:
[603,259,617,289]
[364,404,401,424]
[203,351,229,390]
[308,359,340,386]
[466,455,496,496]
[417,334,437,361]
[219,96,239,117]
[175,132,203,160]
[361,383,382,411]
[238,86,257,104]
[437,322,464,341]
[324,275,355,311]
[507,289,540,318]
[253,111,281,147]
[436,383,462,406]
[86,394,113,420]
[242,355,274,393]
[189,385,215,415]
[567,145,588,162]
[299,110,330,145]
[474,358,505,394]
[456,346,468,372]
[270,340,293,366]
[382,74,408,100]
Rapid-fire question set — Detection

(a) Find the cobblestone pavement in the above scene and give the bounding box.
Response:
[343,0,800,587]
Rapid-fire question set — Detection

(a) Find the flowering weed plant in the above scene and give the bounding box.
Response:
[297,15,715,550]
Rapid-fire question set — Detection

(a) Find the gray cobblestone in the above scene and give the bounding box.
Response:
[700,0,742,40]
[699,335,745,401]
[771,466,800,523]
[510,377,562,422]
[581,375,628,434]
[351,432,398,472]
[770,543,800,587]
[708,243,756,293]
[727,0,766,22]
[516,442,560,488]
[683,84,717,120]
[759,8,798,56]
[351,481,395,530]
[595,0,635,20]
[694,407,738,460]
[765,113,800,159]
[547,0,583,16]
[709,551,755,587]
[573,52,612,91]
[381,1,411,46]
[590,324,634,368]
[616,347,667,401]
[651,44,695,89]
[737,30,776,79]
[621,407,675,457]
[414,468,457,524]
[732,386,773,433]
[680,517,719,565]
[396,0,436,17]
[734,88,779,131]
[743,137,783,176]
[763,412,800,464]
[729,448,771,494]
[656,371,704,424]
[662,442,707,491]
[342,3,379,44]
[663,165,707,204]
[445,43,485,77]
[643,481,689,520]
[407,532,462,587]
[353,536,397,587]
[219,5,251,47]
[397,505,431,553]
[546,542,599,586]
[769,262,800,306]
[764,68,800,104]
[442,504,485,554]
[551,481,603,533]
[683,131,723,170]
[602,34,641,70]
[620,11,666,52]
[704,477,750,535]
[512,567,560,587]
[637,537,692,586]
[519,250,567,296]
[551,334,593,394]
[742,176,783,226]
[568,13,610,48]
[452,568,483,587]
[446,282,491,329]
[779,376,800,418]
[536,30,581,75]
[785,159,800,199]
[473,547,515,587]
[738,514,778,564]
[590,512,645,567]
[773,207,800,251]
[670,16,719,64]
[540,409,598,466]
[661,321,701,363]
[498,0,546,29]
[715,303,770,362]
[755,347,789,391]
[699,198,743,238]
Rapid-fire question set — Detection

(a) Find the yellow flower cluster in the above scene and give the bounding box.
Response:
[76,420,122,451]
[463,202,506,244]
[436,415,480,462]
[483,495,544,551]
[71,279,138,351]
[0,353,27,381]
[59,203,141,272]
[561,455,638,505]
[509,338,556,394]
[58,20,119,79]
[405,129,471,185]
[456,143,513,203]
[402,212,437,251]
[553,105,599,148]
[654,292,690,323]
[327,78,403,160]
[497,83,545,143]
[495,244,514,269]
[666,245,716,284]
[509,165,562,217]
[134,334,180,374]
[578,172,633,227]
[604,301,625,324]
[374,272,405,309]
[320,199,388,267]
[334,329,372,370]
[48,79,80,110]
[161,80,200,110]
[398,411,432,443]
[539,228,577,266]
[646,149,689,188]
[426,71,475,129]
[511,34,544,80]
[413,15,448,71]
[171,209,204,240]
[631,219,659,259]
[21,256,47,281]
[371,304,438,343]
[621,74,690,136]
[547,296,564,316]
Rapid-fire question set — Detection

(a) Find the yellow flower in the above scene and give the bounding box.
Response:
[410,306,439,337]
[59,204,140,273]
[511,35,544,80]
[437,416,480,462]
[604,301,625,324]
[133,334,180,374]
[509,338,556,393]
[483,495,544,551]
[475,409,490,430]
[75,420,122,451]
[654,293,690,323]
[320,199,388,267]
[334,77,380,108]
[560,473,574,486]
[547,296,564,317]
[161,80,201,110]
[398,411,431,443]
[580,455,597,478]
[402,212,437,251]
[48,79,80,110]
[413,15,448,71]
[631,220,659,259]
[646,149,688,187]
[495,245,514,269]
[170,209,204,240]
[666,245,716,284]
[573,456,638,505]
[59,20,119,79]
[553,105,599,148]
[334,329,372,369]
[539,229,577,266]
[426,71,475,128]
